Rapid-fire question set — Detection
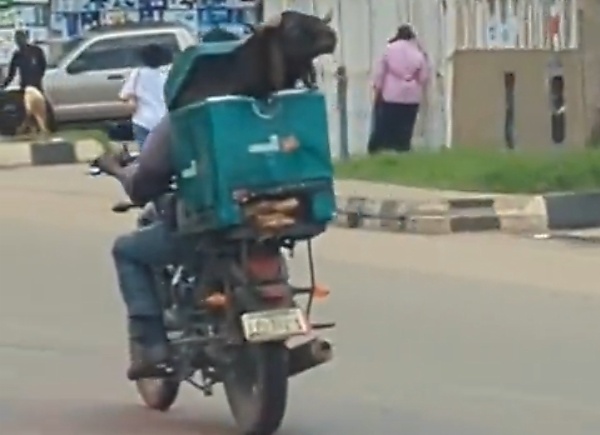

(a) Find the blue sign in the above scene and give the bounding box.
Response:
[51,0,258,39]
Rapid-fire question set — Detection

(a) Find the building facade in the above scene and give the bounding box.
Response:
[0,0,259,64]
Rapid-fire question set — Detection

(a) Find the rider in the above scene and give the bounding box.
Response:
[97,28,242,381]
[97,116,177,380]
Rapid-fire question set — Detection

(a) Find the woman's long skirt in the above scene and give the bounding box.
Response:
[368,101,419,154]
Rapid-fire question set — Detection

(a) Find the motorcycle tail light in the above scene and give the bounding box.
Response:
[312,284,331,300]
[247,254,282,281]
[204,292,227,308]
[246,252,290,301]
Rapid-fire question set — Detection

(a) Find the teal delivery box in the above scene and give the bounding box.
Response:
[170,89,335,235]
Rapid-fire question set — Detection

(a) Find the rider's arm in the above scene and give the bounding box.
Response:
[113,116,173,204]
[2,52,18,87]
[35,45,46,77]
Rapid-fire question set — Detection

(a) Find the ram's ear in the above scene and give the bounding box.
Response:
[322,9,333,24]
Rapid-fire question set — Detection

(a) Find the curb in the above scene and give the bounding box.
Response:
[335,194,552,234]
[547,233,600,244]
[543,192,600,229]
[0,138,101,168]
[2,140,598,236]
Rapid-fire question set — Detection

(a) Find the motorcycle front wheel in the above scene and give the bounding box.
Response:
[223,342,289,435]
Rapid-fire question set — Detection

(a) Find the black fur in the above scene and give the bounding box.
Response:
[172,11,336,108]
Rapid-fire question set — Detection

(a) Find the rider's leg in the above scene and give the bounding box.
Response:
[112,220,177,379]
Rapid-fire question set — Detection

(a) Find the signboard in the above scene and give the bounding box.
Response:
[50,0,258,39]
[0,0,49,64]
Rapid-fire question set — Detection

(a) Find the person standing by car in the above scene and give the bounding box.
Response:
[119,44,171,149]
[1,29,47,92]
[368,24,429,154]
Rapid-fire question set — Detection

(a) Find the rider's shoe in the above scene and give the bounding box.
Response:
[127,316,174,380]
[127,341,175,381]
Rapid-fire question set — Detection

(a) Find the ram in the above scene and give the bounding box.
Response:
[173,10,337,108]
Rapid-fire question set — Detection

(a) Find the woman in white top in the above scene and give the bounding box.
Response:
[119,44,171,149]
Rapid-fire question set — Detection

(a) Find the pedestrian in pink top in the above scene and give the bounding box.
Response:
[368,25,429,153]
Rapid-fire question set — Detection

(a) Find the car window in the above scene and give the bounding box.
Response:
[68,33,182,73]
[119,33,182,67]
[47,38,84,68]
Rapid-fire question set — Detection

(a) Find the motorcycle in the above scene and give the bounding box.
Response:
[89,142,334,435]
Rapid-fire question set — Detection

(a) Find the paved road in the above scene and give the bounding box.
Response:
[3,166,600,434]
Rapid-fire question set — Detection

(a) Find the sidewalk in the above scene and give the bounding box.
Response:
[334,179,523,201]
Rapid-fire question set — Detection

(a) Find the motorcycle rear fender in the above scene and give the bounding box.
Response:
[231,251,294,310]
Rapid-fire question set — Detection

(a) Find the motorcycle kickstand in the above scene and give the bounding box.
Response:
[185,369,216,397]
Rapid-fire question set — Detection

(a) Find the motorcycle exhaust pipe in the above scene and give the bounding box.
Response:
[287,337,333,377]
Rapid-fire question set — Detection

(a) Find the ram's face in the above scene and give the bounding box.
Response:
[258,10,337,60]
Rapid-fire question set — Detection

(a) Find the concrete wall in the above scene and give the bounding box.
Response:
[451,0,600,150]
[451,50,586,150]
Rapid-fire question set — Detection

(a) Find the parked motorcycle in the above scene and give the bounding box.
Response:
[89,142,334,435]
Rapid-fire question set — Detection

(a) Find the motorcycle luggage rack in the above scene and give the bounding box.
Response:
[232,179,331,204]
[175,205,327,242]
[223,222,326,242]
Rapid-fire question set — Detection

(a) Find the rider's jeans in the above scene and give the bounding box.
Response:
[112,220,177,339]
[132,123,151,150]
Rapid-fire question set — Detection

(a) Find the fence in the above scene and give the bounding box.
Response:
[263,0,579,156]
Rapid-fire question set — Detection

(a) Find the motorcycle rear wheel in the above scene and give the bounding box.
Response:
[128,342,180,412]
[223,342,289,435]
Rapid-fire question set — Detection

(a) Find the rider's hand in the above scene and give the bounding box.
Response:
[95,152,123,177]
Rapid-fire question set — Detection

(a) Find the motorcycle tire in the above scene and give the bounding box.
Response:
[223,342,289,435]
[128,342,180,412]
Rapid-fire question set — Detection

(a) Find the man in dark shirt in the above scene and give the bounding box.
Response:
[96,115,177,380]
[2,30,47,92]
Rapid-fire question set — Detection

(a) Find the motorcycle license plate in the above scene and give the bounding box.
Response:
[241,308,309,343]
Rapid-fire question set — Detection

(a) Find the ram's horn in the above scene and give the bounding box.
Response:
[322,9,333,24]
[263,13,282,27]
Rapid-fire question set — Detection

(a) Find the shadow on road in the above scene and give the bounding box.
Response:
[3,398,309,435]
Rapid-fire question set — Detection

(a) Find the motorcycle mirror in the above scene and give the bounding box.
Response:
[112,201,134,213]
[88,164,101,176]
